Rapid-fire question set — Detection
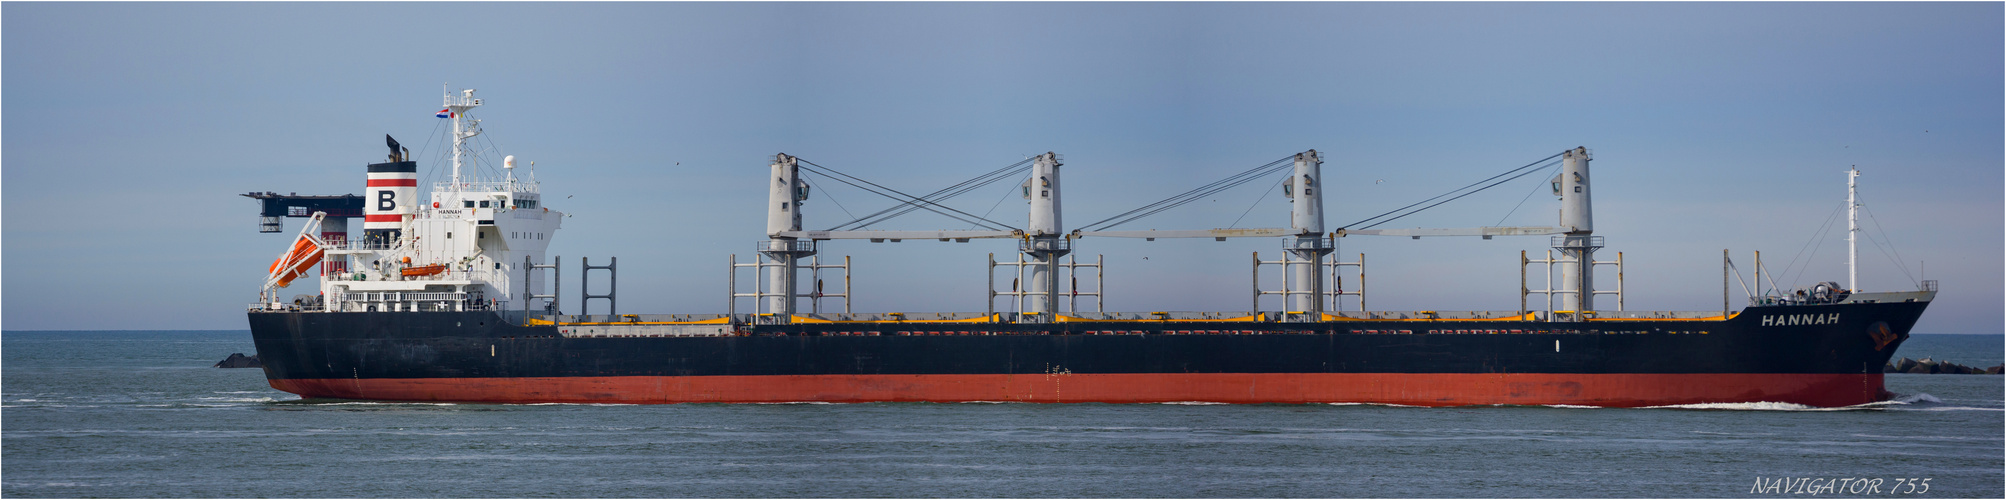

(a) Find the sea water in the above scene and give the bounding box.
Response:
[4,331,2000,498]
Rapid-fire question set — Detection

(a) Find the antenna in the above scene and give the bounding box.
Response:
[445,85,483,186]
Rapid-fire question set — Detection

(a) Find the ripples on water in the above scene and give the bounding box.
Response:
[3,331,2000,498]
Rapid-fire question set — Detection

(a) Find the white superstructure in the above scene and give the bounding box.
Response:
[260,87,565,313]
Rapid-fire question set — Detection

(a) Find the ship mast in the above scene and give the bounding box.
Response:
[445,85,483,186]
[1847,167,1859,291]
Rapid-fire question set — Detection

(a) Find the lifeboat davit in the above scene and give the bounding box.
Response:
[266,236,323,288]
[401,264,448,277]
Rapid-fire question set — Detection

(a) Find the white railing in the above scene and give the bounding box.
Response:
[344,292,468,302]
[324,266,503,285]
[434,181,537,194]
[338,291,481,312]
[323,240,400,251]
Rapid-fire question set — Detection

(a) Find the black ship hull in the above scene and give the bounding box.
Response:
[247,299,1927,407]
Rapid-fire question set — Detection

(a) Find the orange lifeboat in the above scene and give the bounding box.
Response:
[401,264,448,277]
[266,236,324,288]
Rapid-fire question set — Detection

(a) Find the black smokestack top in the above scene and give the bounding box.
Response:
[385,134,402,162]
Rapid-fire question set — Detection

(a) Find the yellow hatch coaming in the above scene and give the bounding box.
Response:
[539,317,733,326]
[1586,313,1736,322]
[789,314,1003,324]
[1055,314,1267,323]
[1321,312,1541,322]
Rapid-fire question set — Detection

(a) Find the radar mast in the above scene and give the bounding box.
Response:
[445,85,483,186]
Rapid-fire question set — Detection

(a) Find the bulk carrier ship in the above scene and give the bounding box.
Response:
[244,88,1934,407]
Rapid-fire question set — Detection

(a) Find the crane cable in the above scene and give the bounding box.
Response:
[1228,173,1290,229]
[1493,161,1566,226]
[795,158,1019,231]
[1353,158,1562,230]
[971,171,1036,230]
[1078,154,1297,231]
[1340,151,1566,230]
[795,172,858,221]
[829,158,1035,230]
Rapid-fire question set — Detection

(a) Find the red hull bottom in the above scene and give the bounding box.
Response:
[270,373,1889,407]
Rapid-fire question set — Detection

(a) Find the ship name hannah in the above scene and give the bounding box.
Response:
[1760,313,1840,327]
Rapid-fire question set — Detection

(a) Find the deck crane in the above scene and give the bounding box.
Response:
[1072,151,1330,318]
[1069,147,1608,320]
[1340,147,1600,314]
[741,153,1048,320]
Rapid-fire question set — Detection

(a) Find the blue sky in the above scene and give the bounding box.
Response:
[4,2,1999,333]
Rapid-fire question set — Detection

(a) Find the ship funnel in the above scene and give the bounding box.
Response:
[364,146,418,245]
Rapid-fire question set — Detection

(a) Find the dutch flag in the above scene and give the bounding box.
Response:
[436,108,453,119]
